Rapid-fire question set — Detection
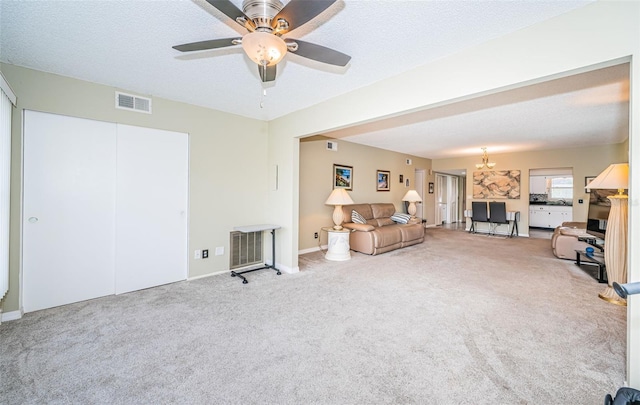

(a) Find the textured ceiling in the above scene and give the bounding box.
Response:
[1,0,628,160]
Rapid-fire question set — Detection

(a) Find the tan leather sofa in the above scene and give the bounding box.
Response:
[551,221,592,259]
[341,203,425,255]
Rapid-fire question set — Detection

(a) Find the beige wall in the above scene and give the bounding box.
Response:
[299,137,432,251]
[433,143,628,234]
[1,63,269,313]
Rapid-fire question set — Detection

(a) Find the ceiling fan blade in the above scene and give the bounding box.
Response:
[259,65,277,82]
[172,38,240,52]
[205,0,252,29]
[289,39,351,67]
[272,0,337,33]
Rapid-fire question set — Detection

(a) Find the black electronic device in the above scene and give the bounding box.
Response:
[586,189,616,239]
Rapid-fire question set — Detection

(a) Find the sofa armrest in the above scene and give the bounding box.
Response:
[561,221,586,229]
[343,223,375,232]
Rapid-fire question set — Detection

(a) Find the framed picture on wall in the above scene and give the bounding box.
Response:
[399,174,404,183]
[429,182,434,194]
[333,164,353,190]
[585,176,596,192]
[377,170,390,191]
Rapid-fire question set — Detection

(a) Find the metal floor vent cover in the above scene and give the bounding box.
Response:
[115,92,152,114]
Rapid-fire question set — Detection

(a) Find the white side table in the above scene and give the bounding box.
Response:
[322,227,352,261]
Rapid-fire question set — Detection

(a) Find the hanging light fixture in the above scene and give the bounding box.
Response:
[475,147,496,170]
[241,31,288,67]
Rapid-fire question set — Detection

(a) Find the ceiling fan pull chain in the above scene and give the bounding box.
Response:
[260,87,267,109]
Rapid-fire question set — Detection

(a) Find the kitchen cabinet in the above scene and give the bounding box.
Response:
[529,205,572,229]
[530,176,547,194]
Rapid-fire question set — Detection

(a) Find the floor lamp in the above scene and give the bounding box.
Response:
[586,163,629,306]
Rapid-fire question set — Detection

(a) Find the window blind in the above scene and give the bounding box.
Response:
[0,72,16,302]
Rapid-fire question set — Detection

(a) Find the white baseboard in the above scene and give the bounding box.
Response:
[1,310,22,322]
[276,262,299,274]
[189,261,300,278]
[298,245,327,255]
[188,270,230,281]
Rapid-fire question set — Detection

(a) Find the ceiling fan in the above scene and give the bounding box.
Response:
[173,0,351,82]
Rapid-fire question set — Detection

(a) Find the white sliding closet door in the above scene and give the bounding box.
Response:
[23,111,116,312]
[23,112,189,312]
[115,124,188,294]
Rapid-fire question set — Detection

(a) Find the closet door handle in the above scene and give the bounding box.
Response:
[28,217,39,223]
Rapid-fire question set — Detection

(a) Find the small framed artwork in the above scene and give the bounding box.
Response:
[377,170,390,191]
[429,182,434,194]
[405,178,410,187]
[399,174,404,183]
[585,176,596,192]
[333,164,353,190]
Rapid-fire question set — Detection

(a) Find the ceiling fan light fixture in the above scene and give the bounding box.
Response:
[241,31,287,66]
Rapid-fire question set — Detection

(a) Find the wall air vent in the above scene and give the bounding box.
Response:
[230,231,263,270]
[115,92,152,114]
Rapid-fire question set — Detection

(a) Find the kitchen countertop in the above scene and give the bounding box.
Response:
[529,201,573,206]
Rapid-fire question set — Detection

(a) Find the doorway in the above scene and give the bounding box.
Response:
[435,173,461,225]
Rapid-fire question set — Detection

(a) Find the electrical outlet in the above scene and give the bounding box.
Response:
[202,249,209,259]
[314,232,319,239]
[194,250,201,260]
[215,247,224,256]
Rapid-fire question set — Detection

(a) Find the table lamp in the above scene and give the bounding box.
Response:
[325,188,354,229]
[585,163,628,305]
[402,189,422,217]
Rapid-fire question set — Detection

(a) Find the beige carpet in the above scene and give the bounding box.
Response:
[0,228,626,404]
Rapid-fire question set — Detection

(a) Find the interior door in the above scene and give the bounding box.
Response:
[436,174,447,225]
[449,176,459,223]
[115,124,188,294]
[23,111,117,312]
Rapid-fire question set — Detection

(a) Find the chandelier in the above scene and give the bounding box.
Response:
[475,147,496,170]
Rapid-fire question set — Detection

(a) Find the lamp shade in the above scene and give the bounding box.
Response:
[241,31,287,66]
[325,188,354,206]
[586,163,629,193]
[325,189,354,230]
[402,189,422,202]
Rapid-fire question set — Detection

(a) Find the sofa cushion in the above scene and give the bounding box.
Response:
[376,218,395,227]
[343,223,375,232]
[342,204,373,223]
[390,213,411,224]
[372,226,402,246]
[399,223,425,243]
[371,203,396,219]
[351,210,366,224]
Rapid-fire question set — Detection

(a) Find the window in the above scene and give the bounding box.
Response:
[548,176,573,200]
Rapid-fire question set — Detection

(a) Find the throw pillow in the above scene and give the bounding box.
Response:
[352,210,366,224]
[390,212,411,224]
